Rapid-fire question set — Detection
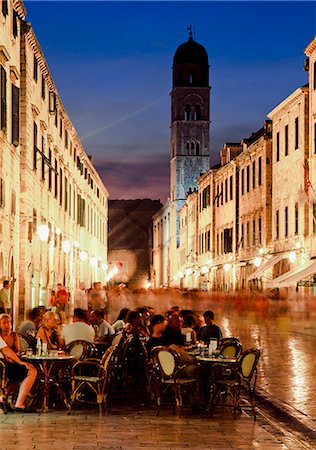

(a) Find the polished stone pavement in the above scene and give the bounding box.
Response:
[0,408,304,450]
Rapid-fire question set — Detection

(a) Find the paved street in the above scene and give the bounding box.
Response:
[2,290,316,449]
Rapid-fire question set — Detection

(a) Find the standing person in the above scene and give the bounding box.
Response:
[49,290,57,310]
[89,282,108,317]
[0,280,11,314]
[74,282,88,311]
[56,283,69,322]
[199,310,223,346]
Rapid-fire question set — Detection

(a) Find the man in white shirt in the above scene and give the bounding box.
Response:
[61,308,95,346]
[73,282,88,311]
[0,336,37,411]
[90,310,115,343]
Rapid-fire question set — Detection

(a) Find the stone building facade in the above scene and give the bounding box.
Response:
[154,36,316,292]
[0,0,108,320]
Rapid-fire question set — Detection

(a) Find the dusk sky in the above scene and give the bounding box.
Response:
[25,1,315,202]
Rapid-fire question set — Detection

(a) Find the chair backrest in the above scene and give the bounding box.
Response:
[100,345,116,371]
[111,332,123,347]
[151,346,180,379]
[219,341,242,358]
[238,349,260,381]
[64,340,96,360]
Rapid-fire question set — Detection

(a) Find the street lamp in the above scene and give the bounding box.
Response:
[288,251,296,263]
[79,250,88,262]
[254,257,262,268]
[38,224,49,242]
[62,240,71,254]
[223,263,231,272]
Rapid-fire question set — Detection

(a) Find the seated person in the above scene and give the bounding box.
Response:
[62,308,94,346]
[112,308,130,333]
[162,314,185,346]
[90,310,114,343]
[136,307,151,337]
[125,310,142,337]
[0,314,20,355]
[17,307,46,348]
[36,311,64,350]
[198,310,223,346]
[147,315,167,353]
[181,314,197,345]
[0,335,37,411]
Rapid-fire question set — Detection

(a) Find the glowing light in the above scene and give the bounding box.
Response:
[73,240,79,248]
[55,227,61,236]
[98,256,102,261]
[112,266,119,275]
[295,241,302,249]
[201,266,209,274]
[259,247,265,255]
[254,257,262,268]
[206,259,212,265]
[223,263,231,272]
[101,263,108,272]
[178,271,184,279]
[288,251,296,263]
[185,268,193,276]
[90,257,97,267]
[79,251,88,262]
[62,240,71,254]
[37,224,49,242]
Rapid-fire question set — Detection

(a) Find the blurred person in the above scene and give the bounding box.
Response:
[62,308,94,346]
[74,282,88,311]
[17,307,46,348]
[0,280,11,314]
[36,311,64,350]
[162,314,185,346]
[0,336,37,412]
[49,289,57,309]
[112,308,130,333]
[89,282,109,318]
[181,314,197,345]
[194,314,207,336]
[170,305,181,315]
[56,283,69,321]
[147,315,167,353]
[0,314,19,355]
[125,310,142,337]
[137,307,151,337]
[90,310,114,343]
[199,310,223,346]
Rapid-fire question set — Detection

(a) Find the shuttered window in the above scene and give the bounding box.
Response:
[33,55,38,82]
[48,148,52,190]
[12,9,18,37]
[0,66,7,132]
[33,122,38,170]
[11,84,19,146]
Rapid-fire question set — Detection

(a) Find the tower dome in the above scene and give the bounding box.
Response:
[173,34,209,88]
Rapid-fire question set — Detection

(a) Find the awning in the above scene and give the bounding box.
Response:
[270,259,316,288]
[247,254,284,282]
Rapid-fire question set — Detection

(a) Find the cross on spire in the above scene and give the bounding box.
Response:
[187,24,193,40]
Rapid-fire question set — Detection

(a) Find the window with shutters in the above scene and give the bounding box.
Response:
[0,66,7,132]
[276,210,279,240]
[246,222,250,248]
[0,177,5,208]
[65,130,68,149]
[33,55,38,82]
[295,117,299,149]
[41,137,45,181]
[11,84,19,146]
[41,75,45,100]
[59,118,62,137]
[48,149,52,190]
[2,0,8,16]
[241,169,244,195]
[59,168,63,206]
[12,9,18,38]
[224,228,233,254]
[55,108,58,127]
[220,182,223,205]
[54,159,58,198]
[285,206,288,237]
[240,223,244,249]
[285,125,289,156]
[11,189,16,215]
[64,177,68,212]
[295,203,299,235]
[276,132,280,161]
[230,175,233,201]
[252,220,256,246]
[246,165,250,192]
[258,157,262,186]
[258,217,262,245]
[33,122,38,170]
[225,178,228,203]
[252,160,256,189]
[69,184,72,217]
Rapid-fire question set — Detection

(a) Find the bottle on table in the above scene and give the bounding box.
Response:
[36,338,42,356]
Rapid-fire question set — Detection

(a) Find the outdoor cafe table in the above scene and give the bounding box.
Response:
[23,354,75,412]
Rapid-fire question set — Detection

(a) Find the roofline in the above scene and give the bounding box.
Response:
[305,36,316,56]
[267,85,309,119]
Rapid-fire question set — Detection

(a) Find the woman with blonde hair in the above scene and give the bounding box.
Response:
[36,311,64,350]
[0,313,20,354]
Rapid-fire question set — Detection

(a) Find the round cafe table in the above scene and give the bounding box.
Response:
[23,354,75,412]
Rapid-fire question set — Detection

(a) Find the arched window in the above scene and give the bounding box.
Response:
[186,141,190,153]
[193,106,201,120]
[184,105,191,121]
[196,142,200,156]
[191,142,195,154]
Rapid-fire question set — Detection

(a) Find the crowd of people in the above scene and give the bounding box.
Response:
[0,279,224,412]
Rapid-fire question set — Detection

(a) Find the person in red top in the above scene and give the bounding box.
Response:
[56,283,69,321]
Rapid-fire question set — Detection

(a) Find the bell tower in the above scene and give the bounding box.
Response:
[170,28,210,244]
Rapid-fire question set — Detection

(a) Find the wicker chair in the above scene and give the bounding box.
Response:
[212,348,261,419]
[0,360,7,412]
[218,339,242,358]
[64,340,96,361]
[150,346,197,415]
[69,344,116,415]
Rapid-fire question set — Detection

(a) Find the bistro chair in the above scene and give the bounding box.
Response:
[218,338,242,358]
[0,360,7,412]
[64,340,96,361]
[150,346,197,416]
[212,348,261,419]
[69,344,116,415]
